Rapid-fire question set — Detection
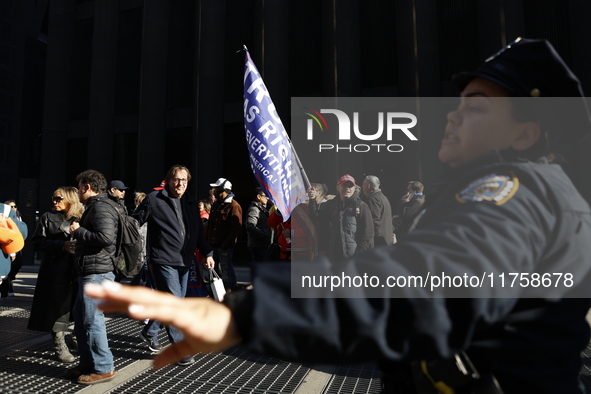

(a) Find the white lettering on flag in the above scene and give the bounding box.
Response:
[243,50,307,220]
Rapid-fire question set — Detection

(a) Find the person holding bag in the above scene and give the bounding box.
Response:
[28,187,83,363]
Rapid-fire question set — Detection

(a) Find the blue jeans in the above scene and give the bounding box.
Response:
[74,272,115,374]
[212,246,236,290]
[143,263,188,344]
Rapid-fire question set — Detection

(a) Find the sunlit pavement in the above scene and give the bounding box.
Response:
[0,265,380,394]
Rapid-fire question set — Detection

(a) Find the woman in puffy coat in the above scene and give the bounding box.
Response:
[28,186,84,363]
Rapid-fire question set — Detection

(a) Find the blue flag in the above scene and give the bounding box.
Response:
[243,49,307,221]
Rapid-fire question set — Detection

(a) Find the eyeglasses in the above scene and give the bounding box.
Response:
[9,205,16,209]
[171,178,188,184]
[52,196,64,203]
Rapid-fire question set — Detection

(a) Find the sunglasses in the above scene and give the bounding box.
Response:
[52,196,65,203]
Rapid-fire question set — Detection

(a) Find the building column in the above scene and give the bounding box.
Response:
[87,0,119,175]
[39,0,74,204]
[136,0,170,190]
[193,0,226,197]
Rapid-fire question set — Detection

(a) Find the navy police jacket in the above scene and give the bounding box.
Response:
[227,151,591,393]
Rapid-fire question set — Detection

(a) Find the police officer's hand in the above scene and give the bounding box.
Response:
[84,282,240,368]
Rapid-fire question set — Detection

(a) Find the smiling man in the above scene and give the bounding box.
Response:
[132,165,213,366]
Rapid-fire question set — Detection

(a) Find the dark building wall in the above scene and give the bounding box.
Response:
[1,0,49,265]
[33,0,591,219]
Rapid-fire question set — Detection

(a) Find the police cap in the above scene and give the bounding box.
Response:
[453,37,591,146]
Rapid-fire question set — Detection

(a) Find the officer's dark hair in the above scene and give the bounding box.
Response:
[255,187,265,197]
[408,181,424,193]
[76,169,107,193]
[509,96,557,160]
[508,97,555,162]
[165,165,192,184]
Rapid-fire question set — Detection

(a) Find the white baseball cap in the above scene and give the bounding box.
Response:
[210,178,232,191]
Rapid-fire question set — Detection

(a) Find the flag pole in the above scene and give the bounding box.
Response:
[287,139,310,190]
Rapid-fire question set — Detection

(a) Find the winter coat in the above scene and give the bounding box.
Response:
[208,194,243,249]
[363,190,394,246]
[133,188,212,267]
[28,211,78,332]
[246,201,271,249]
[0,204,27,278]
[72,193,118,275]
[317,196,374,260]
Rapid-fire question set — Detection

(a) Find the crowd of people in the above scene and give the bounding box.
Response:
[11,154,417,385]
[2,37,590,392]
[85,37,591,394]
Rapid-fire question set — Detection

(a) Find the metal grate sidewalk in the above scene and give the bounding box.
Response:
[323,363,381,394]
[0,269,381,394]
[0,310,313,394]
[109,348,310,394]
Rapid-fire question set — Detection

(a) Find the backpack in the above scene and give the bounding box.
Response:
[103,199,143,278]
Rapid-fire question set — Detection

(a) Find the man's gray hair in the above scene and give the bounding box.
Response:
[364,175,380,191]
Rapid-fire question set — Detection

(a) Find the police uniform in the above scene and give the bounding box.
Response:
[224,38,591,393]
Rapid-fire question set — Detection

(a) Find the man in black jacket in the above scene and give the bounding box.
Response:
[107,180,129,214]
[320,174,374,261]
[393,181,425,238]
[246,187,271,263]
[361,175,394,247]
[132,164,213,366]
[67,169,117,384]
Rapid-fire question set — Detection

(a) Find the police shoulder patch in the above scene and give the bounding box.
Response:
[455,173,519,206]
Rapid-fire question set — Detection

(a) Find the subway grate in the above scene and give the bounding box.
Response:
[322,363,381,394]
[107,346,311,394]
[0,310,313,394]
[0,314,148,393]
[0,309,47,351]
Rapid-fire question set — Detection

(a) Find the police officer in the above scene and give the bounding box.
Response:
[85,38,591,393]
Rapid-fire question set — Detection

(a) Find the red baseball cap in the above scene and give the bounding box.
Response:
[337,174,356,186]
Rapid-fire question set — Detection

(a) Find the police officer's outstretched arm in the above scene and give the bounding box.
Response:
[84,281,240,368]
[85,38,591,392]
